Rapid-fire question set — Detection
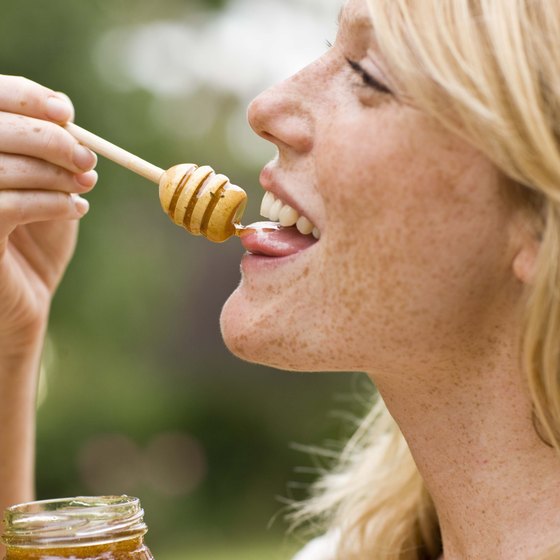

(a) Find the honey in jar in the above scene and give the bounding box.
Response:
[2,496,154,560]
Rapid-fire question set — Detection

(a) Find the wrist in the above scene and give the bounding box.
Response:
[0,318,48,368]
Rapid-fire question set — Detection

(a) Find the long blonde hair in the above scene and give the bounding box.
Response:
[292,1,560,558]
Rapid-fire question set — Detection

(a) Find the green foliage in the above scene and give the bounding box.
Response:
[0,0,360,557]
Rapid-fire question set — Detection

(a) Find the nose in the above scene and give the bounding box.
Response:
[247,66,316,154]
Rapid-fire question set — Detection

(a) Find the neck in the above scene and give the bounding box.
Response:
[372,338,560,560]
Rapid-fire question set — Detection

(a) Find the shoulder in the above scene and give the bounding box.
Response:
[291,532,339,560]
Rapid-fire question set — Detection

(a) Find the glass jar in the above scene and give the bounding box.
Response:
[2,496,154,560]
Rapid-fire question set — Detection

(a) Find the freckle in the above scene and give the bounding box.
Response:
[20,101,27,107]
[33,127,41,133]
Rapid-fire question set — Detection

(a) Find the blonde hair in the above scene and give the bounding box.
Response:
[292,1,560,558]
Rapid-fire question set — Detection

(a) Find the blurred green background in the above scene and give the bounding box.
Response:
[0,1,374,558]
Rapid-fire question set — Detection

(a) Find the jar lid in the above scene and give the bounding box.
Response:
[2,496,147,548]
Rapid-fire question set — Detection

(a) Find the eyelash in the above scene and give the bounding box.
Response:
[345,58,393,95]
[323,39,393,97]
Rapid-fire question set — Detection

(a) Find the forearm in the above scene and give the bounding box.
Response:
[0,324,47,515]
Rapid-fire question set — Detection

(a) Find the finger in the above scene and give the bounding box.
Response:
[0,154,98,193]
[0,75,74,123]
[0,190,89,239]
[54,92,75,123]
[0,112,97,174]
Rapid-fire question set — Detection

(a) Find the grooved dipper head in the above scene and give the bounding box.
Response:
[159,164,247,242]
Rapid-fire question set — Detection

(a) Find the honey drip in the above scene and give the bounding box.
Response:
[234,222,283,238]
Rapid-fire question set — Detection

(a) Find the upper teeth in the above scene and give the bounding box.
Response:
[260,191,321,239]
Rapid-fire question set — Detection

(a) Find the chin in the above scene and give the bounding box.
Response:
[220,287,268,363]
[220,287,329,372]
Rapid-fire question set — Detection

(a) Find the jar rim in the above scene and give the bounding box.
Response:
[2,496,147,548]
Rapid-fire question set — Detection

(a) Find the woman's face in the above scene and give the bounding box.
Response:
[221,0,522,373]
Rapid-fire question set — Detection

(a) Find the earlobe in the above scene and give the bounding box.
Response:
[513,239,540,285]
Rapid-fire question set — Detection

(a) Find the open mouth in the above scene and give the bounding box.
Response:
[240,191,320,258]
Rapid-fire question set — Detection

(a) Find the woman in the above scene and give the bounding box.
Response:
[1,0,559,558]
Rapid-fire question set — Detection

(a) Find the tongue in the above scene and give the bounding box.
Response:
[240,222,317,257]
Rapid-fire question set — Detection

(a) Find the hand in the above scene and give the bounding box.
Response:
[0,75,97,350]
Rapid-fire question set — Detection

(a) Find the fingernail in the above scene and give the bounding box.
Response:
[73,144,97,171]
[71,194,90,216]
[46,95,73,122]
[74,170,98,189]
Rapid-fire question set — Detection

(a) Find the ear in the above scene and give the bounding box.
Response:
[513,237,540,285]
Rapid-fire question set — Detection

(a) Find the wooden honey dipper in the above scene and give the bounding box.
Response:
[65,123,248,243]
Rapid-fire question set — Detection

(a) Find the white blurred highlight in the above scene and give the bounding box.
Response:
[93,0,340,165]
[77,432,207,497]
[37,336,56,408]
[144,432,206,496]
[77,434,144,495]
[95,0,340,101]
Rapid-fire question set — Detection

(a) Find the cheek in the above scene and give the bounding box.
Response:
[312,110,515,365]
[221,109,515,373]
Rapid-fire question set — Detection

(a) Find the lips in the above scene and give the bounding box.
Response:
[240,221,317,257]
[239,170,320,258]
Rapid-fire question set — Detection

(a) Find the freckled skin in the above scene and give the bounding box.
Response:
[222,7,515,374]
[221,0,560,558]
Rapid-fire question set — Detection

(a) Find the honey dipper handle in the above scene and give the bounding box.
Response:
[64,122,165,184]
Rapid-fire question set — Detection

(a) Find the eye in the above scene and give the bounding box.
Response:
[346,58,393,95]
